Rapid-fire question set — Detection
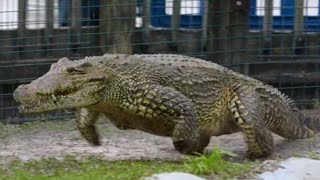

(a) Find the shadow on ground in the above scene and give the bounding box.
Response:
[0,114,319,164]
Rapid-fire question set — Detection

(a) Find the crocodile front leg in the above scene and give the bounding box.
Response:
[229,86,273,158]
[134,85,201,154]
[76,108,100,145]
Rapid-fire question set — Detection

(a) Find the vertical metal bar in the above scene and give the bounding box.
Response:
[18,0,27,35]
[222,0,231,65]
[263,0,273,35]
[294,0,304,35]
[170,0,181,51]
[104,0,136,54]
[71,0,82,53]
[230,0,250,74]
[294,0,305,55]
[71,0,81,32]
[263,0,273,55]
[143,0,150,34]
[99,0,107,53]
[46,0,54,31]
[201,0,208,52]
[206,0,223,63]
[17,0,27,58]
[142,0,151,53]
[46,0,54,56]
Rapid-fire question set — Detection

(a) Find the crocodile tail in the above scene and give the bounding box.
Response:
[296,108,320,132]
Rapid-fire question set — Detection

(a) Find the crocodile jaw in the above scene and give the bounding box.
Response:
[14,83,101,114]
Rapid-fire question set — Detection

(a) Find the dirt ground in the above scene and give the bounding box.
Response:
[0,115,319,165]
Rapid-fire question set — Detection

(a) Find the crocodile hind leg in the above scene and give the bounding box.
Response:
[76,108,100,145]
[229,87,273,158]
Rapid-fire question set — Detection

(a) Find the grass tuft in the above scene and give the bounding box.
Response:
[185,147,255,179]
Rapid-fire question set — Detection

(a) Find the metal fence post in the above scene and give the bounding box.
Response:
[17,0,27,59]
[45,0,54,56]
[170,0,181,52]
[71,0,82,53]
[229,0,250,73]
[100,0,135,54]
[142,0,151,53]
[263,0,273,55]
[294,0,305,55]
[207,0,250,69]
[207,0,223,63]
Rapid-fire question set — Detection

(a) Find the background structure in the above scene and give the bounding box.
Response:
[0,0,319,122]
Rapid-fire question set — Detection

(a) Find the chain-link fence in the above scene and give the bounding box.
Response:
[0,0,320,122]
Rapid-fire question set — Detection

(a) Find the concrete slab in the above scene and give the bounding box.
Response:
[259,157,320,180]
[145,172,205,180]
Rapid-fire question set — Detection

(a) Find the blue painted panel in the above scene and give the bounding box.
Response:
[249,0,294,30]
[57,0,320,32]
[151,0,203,29]
[249,0,320,32]
[58,0,100,26]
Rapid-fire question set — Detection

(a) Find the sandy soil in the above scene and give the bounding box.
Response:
[0,116,319,165]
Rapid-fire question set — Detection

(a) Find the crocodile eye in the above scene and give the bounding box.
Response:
[63,67,84,74]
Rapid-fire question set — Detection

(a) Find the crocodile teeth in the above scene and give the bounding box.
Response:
[52,94,57,101]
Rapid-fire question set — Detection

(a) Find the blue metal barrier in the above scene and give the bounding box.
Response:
[150,0,320,32]
[58,0,99,26]
[249,0,294,30]
[57,0,320,31]
[151,0,204,29]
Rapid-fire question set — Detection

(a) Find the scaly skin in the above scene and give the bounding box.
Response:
[14,54,320,158]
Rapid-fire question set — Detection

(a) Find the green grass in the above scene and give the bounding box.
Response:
[0,156,183,180]
[308,152,320,160]
[0,148,257,180]
[313,99,320,108]
[185,148,255,179]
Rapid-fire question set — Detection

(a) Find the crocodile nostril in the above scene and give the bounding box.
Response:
[17,84,27,89]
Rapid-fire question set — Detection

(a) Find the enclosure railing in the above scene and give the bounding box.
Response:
[0,0,320,122]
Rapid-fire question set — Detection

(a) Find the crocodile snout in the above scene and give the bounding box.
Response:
[13,84,34,104]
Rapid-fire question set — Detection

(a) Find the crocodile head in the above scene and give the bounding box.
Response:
[14,57,110,114]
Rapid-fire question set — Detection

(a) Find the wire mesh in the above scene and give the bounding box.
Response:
[0,0,319,122]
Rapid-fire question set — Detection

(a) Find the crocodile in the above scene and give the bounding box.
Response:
[13,54,320,158]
